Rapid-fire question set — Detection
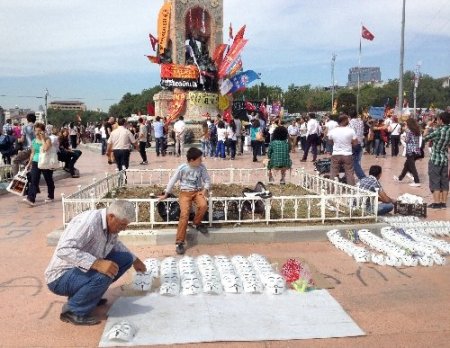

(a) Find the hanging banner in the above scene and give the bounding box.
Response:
[158,2,171,55]
[226,56,243,78]
[167,92,186,121]
[161,64,199,79]
[218,39,248,78]
[212,44,228,68]
[218,95,230,111]
[188,92,219,107]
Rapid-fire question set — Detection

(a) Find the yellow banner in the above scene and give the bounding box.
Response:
[158,2,171,55]
[188,92,219,107]
[218,95,230,111]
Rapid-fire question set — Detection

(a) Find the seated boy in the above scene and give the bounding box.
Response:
[159,147,211,254]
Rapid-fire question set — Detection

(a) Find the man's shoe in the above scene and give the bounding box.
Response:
[140,161,148,165]
[409,183,421,187]
[441,203,447,208]
[195,223,208,234]
[175,243,185,255]
[428,203,442,209]
[60,311,100,326]
[393,175,400,182]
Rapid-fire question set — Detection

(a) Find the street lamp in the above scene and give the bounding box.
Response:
[331,53,336,112]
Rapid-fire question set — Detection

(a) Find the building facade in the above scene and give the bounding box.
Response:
[48,100,86,111]
[347,67,381,87]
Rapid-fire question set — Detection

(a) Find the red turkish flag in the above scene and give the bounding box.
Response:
[149,34,158,51]
[361,25,375,41]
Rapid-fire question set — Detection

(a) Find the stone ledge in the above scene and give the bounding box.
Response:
[47,222,388,247]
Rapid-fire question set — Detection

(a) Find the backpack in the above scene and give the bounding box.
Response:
[242,181,272,215]
[0,135,10,152]
[209,124,217,142]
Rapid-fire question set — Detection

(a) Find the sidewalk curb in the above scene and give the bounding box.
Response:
[47,222,388,247]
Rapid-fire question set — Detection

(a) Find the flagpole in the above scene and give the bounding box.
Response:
[357,28,362,115]
[397,0,406,118]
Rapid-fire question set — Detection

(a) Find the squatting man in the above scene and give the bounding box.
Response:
[45,200,146,326]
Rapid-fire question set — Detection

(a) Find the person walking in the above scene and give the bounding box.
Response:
[250,119,262,162]
[158,148,210,255]
[137,117,148,165]
[234,117,243,155]
[393,118,422,187]
[153,116,165,157]
[226,119,237,160]
[301,113,320,162]
[174,116,186,157]
[214,121,227,159]
[106,118,137,171]
[12,112,35,175]
[24,123,55,206]
[348,110,366,179]
[389,116,401,157]
[287,120,299,153]
[267,125,292,185]
[372,119,387,158]
[69,122,79,149]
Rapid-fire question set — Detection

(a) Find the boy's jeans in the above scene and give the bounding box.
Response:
[176,191,208,244]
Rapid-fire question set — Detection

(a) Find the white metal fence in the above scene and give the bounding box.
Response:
[0,165,13,182]
[62,168,378,228]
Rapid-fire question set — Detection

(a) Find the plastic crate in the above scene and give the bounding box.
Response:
[394,202,427,218]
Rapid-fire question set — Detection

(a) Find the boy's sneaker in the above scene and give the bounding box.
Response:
[175,243,185,255]
[393,175,400,182]
[406,173,414,182]
[195,224,208,234]
[140,161,148,165]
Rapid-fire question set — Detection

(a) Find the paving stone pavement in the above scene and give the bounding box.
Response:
[0,146,449,347]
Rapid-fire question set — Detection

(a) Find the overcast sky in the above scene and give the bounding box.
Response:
[1,0,449,112]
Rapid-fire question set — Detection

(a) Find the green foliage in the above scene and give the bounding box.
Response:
[108,74,449,117]
[47,109,108,127]
[108,86,162,117]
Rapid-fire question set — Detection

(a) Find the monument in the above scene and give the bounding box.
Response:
[151,0,226,124]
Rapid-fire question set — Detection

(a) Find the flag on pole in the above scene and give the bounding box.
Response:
[228,22,233,40]
[149,34,158,51]
[233,25,246,41]
[361,25,375,41]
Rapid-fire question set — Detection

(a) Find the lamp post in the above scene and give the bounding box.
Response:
[44,88,49,125]
[331,53,336,113]
[413,62,421,118]
[397,0,406,117]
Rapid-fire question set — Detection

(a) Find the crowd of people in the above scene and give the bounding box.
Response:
[2,107,448,328]
[0,113,83,206]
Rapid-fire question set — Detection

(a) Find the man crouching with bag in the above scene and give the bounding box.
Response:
[45,200,146,325]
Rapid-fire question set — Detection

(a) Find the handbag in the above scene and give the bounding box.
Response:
[255,131,264,142]
[6,169,28,196]
[38,147,60,170]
